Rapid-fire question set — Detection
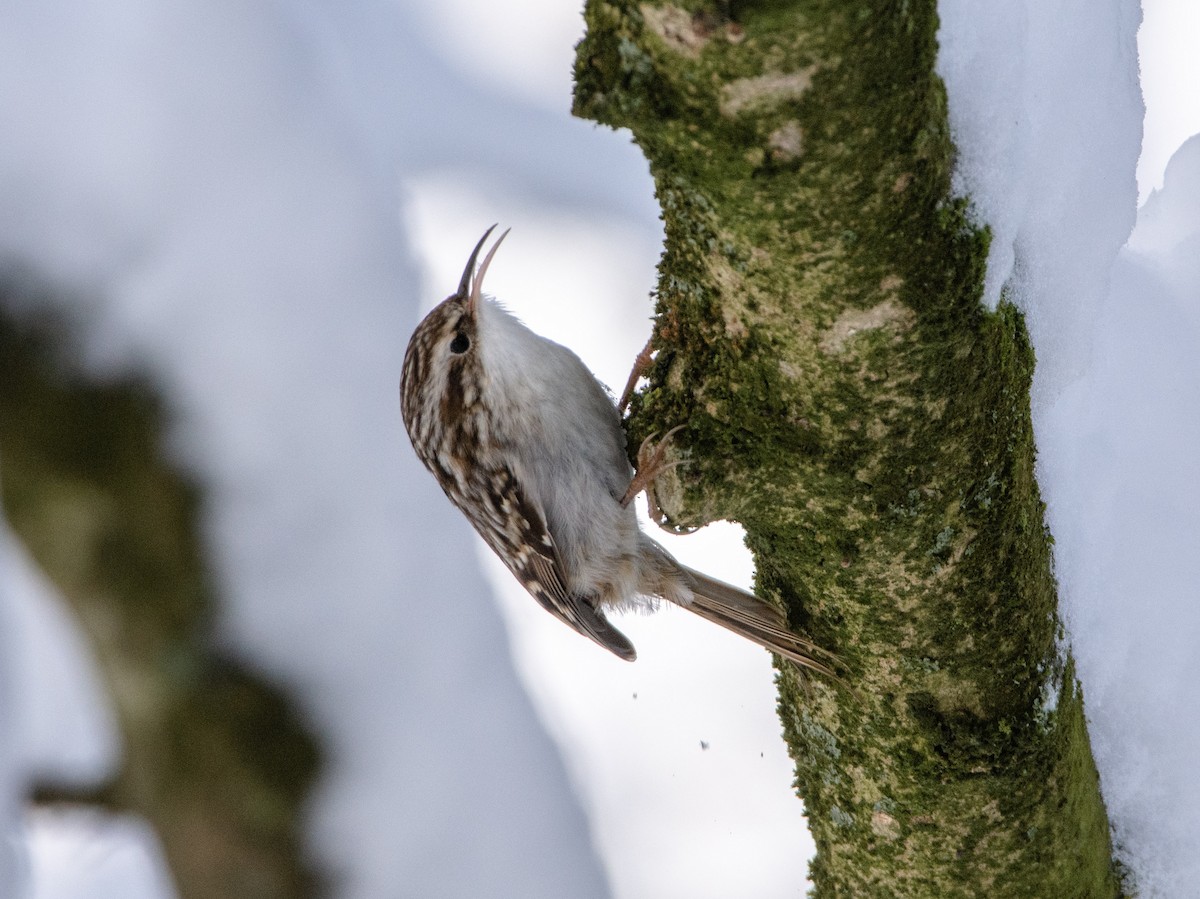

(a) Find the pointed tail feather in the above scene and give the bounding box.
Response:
[678,565,844,682]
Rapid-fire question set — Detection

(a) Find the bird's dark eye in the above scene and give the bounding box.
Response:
[449,332,470,354]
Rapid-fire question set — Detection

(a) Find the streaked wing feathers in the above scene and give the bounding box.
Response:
[453,458,636,661]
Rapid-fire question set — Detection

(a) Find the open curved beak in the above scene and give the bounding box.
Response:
[457,224,510,314]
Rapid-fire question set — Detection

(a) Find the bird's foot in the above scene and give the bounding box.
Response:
[620,426,685,522]
[617,338,655,415]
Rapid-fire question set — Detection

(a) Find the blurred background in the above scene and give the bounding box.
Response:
[0,1,1196,898]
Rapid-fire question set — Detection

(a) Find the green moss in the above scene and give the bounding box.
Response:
[0,292,323,899]
[576,0,1123,894]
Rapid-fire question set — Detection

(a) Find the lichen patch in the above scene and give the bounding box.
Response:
[720,68,818,117]
[871,810,901,840]
[640,4,709,58]
[819,297,914,355]
[707,254,751,337]
[768,120,805,162]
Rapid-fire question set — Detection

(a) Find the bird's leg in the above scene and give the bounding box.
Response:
[620,426,685,523]
[617,338,655,415]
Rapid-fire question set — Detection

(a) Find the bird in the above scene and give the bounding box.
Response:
[400,225,839,677]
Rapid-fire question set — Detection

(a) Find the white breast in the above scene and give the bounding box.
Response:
[476,297,651,606]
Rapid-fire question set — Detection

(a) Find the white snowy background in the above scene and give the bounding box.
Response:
[0,1,1196,897]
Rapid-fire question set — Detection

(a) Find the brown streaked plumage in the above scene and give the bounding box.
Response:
[400,226,842,678]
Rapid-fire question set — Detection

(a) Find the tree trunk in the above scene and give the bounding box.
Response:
[574,2,1124,894]
[0,298,322,899]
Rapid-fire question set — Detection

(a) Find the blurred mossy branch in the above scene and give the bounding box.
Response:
[574,1,1125,894]
[0,283,322,899]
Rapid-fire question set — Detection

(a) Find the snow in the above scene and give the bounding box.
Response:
[23,807,178,899]
[0,0,1198,897]
[1136,1,1200,199]
[0,518,164,896]
[939,1,1200,894]
[1039,135,1200,896]
[936,0,1144,397]
[1,533,120,788]
[0,530,22,897]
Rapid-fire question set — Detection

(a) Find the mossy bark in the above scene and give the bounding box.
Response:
[0,295,322,899]
[574,1,1123,894]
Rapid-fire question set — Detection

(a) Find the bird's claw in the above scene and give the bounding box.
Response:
[620,425,685,519]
